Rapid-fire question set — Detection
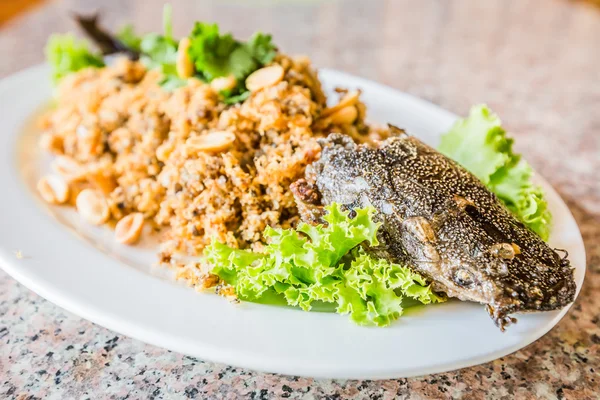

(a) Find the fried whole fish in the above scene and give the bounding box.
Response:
[292,132,576,330]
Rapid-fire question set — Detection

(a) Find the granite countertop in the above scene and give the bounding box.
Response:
[1,0,599,398]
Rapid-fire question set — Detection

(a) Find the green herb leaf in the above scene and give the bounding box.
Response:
[121,6,278,100]
[158,75,188,92]
[116,24,142,52]
[228,46,259,80]
[439,105,552,240]
[244,32,277,65]
[222,90,251,104]
[439,105,512,185]
[163,3,173,40]
[45,34,105,83]
[137,3,181,90]
[187,22,278,104]
[188,22,238,81]
[140,33,177,70]
[206,203,444,327]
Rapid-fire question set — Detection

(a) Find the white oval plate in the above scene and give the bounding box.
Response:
[0,65,585,379]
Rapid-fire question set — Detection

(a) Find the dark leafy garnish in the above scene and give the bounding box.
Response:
[73,13,139,59]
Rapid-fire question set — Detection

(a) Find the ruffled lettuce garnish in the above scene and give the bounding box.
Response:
[45,34,105,83]
[206,204,444,327]
[439,105,552,241]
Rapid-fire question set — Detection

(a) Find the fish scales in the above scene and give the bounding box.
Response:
[293,133,576,330]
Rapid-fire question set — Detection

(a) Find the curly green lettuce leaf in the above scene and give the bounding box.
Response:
[206,203,444,327]
[489,160,552,241]
[439,105,513,185]
[439,105,552,241]
[45,34,105,83]
[340,249,442,326]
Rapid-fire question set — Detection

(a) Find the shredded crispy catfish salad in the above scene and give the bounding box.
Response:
[39,5,554,327]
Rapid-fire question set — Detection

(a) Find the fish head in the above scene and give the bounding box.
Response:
[427,198,576,329]
[398,214,506,305]
[309,134,371,205]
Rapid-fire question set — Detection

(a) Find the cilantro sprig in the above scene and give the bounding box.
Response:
[46,4,278,102]
[114,6,277,98]
[138,5,178,77]
[188,23,277,101]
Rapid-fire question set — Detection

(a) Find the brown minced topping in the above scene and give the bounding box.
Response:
[38,54,389,289]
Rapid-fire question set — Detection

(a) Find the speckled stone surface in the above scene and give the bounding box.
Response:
[1,0,599,398]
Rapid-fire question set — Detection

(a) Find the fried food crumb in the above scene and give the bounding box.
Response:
[38,54,387,288]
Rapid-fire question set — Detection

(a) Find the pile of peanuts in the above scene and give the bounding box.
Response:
[36,159,145,245]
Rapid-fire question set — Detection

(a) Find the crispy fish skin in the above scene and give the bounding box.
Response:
[294,133,576,330]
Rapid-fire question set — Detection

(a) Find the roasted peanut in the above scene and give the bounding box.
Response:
[210,75,237,92]
[76,189,110,225]
[321,90,360,117]
[328,106,358,125]
[245,65,284,92]
[115,213,145,245]
[185,131,236,153]
[176,37,194,79]
[37,175,70,204]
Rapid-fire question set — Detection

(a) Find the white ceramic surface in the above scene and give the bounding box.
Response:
[0,65,585,379]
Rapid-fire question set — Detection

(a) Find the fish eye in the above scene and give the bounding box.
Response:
[490,243,516,260]
[454,269,475,287]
